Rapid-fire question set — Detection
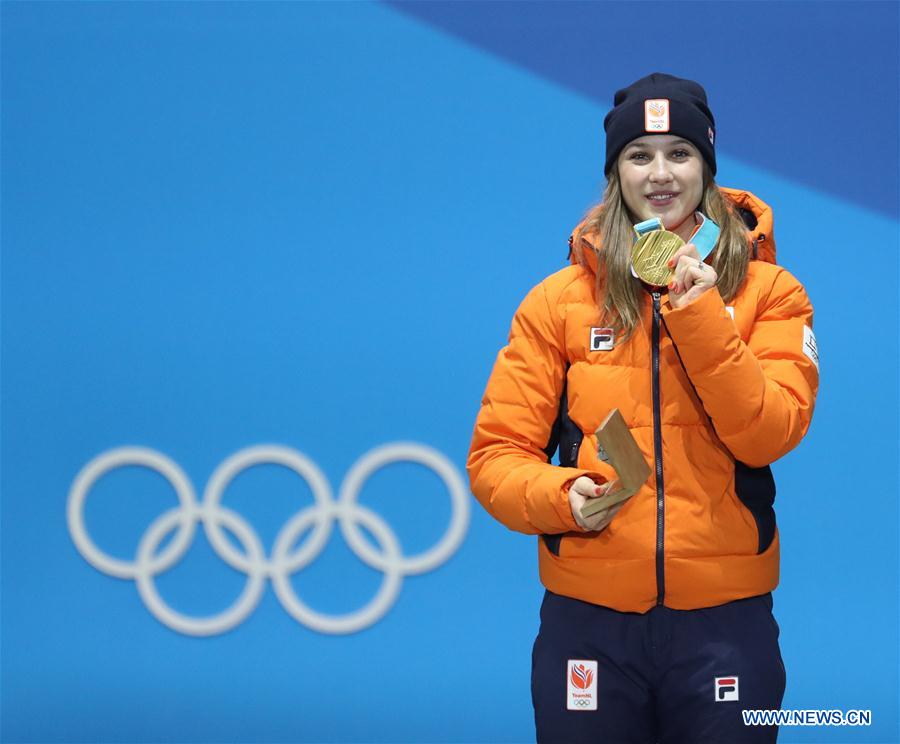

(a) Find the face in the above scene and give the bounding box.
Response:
[616,135,704,239]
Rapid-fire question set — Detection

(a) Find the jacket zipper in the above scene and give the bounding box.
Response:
[651,291,666,606]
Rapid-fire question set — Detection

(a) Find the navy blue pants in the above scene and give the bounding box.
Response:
[531,591,786,743]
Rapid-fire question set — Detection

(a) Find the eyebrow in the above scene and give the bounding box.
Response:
[626,139,693,150]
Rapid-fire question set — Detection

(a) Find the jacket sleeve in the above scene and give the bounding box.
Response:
[467,279,615,535]
[661,267,819,467]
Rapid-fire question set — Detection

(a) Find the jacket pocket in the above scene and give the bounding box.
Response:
[734,462,776,554]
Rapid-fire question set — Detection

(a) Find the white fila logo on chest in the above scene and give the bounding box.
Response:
[590,327,615,352]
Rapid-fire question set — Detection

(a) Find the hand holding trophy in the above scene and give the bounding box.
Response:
[573,409,651,530]
[569,477,624,532]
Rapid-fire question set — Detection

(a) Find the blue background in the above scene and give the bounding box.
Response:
[2,2,898,742]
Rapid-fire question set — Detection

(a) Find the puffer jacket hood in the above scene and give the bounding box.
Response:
[568,187,777,273]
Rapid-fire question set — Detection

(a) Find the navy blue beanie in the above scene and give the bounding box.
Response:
[603,72,717,176]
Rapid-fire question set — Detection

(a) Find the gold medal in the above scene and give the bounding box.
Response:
[631,229,684,287]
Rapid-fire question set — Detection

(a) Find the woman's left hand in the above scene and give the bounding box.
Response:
[667,242,718,309]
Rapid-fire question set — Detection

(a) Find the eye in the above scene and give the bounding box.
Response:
[672,149,690,158]
[629,152,649,161]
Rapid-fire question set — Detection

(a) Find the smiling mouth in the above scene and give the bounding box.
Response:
[645,195,679,209]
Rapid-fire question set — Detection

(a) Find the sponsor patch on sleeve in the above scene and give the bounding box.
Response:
[802,324,819,372]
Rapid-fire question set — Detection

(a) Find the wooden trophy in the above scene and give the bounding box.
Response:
[580,409,651,519]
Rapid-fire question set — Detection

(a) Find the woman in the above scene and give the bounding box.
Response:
[467,73,819,743]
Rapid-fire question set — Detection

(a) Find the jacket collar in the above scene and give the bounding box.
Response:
[569,187,776,275]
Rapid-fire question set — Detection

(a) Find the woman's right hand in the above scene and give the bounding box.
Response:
[568,476,624,532]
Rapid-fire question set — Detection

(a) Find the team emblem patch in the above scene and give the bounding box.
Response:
[590,327,615,351]
[644,99,670,132]
[567,660,598,710]
[715,676,739,702]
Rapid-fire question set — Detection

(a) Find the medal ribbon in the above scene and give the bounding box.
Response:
[633,212,720,260]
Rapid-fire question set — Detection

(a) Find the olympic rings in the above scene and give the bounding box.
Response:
[67,443,469,636]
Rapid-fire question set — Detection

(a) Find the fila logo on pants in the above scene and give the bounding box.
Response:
[715,676,740,702]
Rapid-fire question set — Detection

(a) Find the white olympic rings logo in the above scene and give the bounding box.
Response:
[67,443,469,636]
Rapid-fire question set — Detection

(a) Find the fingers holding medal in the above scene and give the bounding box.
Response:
[666,243,718,308]
[629,219,718,308]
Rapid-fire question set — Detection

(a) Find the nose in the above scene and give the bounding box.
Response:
[648,153,674,184]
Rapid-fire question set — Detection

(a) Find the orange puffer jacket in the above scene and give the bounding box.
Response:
[467,188,819,613]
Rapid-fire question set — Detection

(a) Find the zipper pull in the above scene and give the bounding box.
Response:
[652,291,661,317]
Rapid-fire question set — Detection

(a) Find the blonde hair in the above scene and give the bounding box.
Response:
[571,162,750,340]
